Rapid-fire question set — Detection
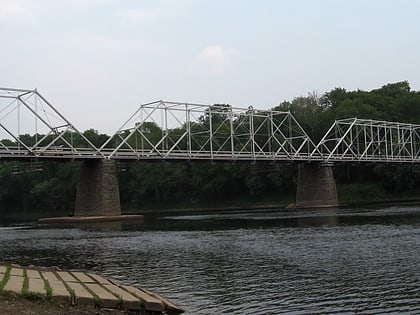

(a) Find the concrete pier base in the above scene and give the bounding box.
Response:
[295,163,338,208]
[74,160,121,216]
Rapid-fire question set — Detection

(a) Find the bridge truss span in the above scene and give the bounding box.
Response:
[0,87,102,160]
[312,118,420,163]
[100,100,323,162]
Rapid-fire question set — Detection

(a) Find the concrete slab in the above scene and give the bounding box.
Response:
[121,284,165,312]
[9,267,24,276]
[71,271,95,283]
[3,275,24,294]
[48,280,72,303]
[104,283,141,310]
[0,266,7,273]
[26,269,41,279]
[84,283,120,308]
[66,282,95,306]
[56,271,77,282]
[87,273,111,285]
[143,288,182,313]
[41,271,60,283]
[28,278,47,295]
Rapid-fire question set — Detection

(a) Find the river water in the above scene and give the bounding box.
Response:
[0,206,419,314]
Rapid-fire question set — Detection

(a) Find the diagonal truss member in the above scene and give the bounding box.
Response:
[312,118,420,163]
[99,100,322,161]
[0,87,102,159]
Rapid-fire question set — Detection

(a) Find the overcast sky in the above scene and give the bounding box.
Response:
[1,0,419,133]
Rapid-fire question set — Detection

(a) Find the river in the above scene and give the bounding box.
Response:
[0,206,419,314]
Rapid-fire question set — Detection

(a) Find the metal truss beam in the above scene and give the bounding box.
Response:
[0,87,103,159]
[99,100,321,161]
[313,118,420,163]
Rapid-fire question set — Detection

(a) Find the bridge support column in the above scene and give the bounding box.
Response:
[295,163,338,208]
[74,160,121,216]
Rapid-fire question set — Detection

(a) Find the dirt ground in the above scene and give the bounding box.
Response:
[0,293,134,315]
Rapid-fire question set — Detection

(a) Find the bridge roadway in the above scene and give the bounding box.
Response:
[1,87,420,214]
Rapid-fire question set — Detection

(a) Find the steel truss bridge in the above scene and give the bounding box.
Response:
[1,87,420,164]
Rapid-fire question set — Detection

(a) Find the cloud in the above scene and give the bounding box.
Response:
[189,45,235,76]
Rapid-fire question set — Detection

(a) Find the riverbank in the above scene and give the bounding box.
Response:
[0,293,109,315]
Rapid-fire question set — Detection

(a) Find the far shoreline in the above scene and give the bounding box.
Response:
[1,198,420,226]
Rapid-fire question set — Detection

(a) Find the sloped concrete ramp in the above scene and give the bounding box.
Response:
[0,265,183,314]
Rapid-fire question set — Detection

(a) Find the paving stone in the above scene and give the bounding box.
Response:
[56,271,77,282]
[28,278,47,295]
[9,267,24,276]
[121,285,165,312]
[84,283,120,308]
[26,269,41,279]
[71,271,95,283]
[87,273,111,285]
[66,282,95,306]
[104,283,141,310]
[41,271,60,283]
[48,280,72,304]
[0,266,7,273]
[3,275,24,294]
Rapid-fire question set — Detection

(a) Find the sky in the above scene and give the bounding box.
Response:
[1,0,420,134]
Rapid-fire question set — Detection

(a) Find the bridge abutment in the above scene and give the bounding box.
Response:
[74,160,121,216]
[295,163,338,208]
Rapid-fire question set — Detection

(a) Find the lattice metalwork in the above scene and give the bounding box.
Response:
[100,100,321,161]
[0,87,101,159]
[312,118,420,162]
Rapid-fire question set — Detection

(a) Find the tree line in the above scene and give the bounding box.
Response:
[1,81,420,216]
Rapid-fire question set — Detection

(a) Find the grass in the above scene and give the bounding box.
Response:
[43,280,52,301]
[0,266,11,291]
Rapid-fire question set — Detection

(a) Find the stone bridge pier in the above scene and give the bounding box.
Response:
[74,160,121,216]
[295,162,338,208]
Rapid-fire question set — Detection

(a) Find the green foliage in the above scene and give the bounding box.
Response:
[337,183,388,202]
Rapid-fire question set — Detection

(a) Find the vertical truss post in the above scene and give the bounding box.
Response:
[186,105,191,159]
[230,109,234,158]
[249,109,255,159]
[209,108,213,160]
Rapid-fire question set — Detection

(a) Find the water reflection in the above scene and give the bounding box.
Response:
[0,206,419,314]
[297,208,338,227]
